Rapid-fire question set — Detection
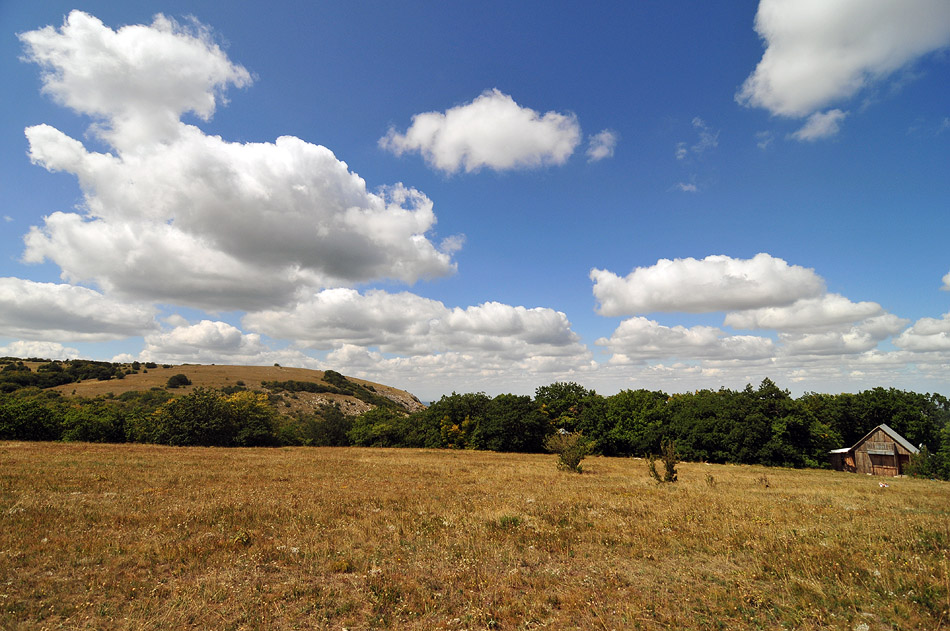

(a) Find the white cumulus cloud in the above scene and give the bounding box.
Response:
[19,11,457,311]
[140,320,321,367]
[0,340,79,360]
[724,294,883,332]
[596,317,775,363]
[894,313,950,352]
[380,89,581,173]
[737,0,950,118]
[0,277,157,341]
[19,11,252,148]
[244,288,589,362]
[779,314,908,356]
[591,253,825,316]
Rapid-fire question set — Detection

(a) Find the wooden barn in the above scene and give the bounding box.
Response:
[829,424,919,476]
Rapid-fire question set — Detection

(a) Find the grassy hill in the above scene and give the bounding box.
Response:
[8,359,425,416]
[1,442,948,630]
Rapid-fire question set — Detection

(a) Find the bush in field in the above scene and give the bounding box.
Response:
[544,431,590,473]
[166,373,192,389]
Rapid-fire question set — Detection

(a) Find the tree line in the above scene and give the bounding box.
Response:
[346,378,950,478]
[1,358,948,478]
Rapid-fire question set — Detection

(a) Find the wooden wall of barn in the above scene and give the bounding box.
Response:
[852,427,914,476]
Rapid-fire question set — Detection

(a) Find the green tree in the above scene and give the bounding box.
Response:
[61,402,127,443]
[0,389,63,441]
[348,407,406,447]
[140,387,277,446]
[601,389,668,456]
[535,382,594,432]
[471,394,549,452]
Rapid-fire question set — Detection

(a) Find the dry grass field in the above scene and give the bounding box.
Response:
[1,442,948,630]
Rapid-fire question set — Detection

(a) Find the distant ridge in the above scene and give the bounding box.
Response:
[1,358,424,416]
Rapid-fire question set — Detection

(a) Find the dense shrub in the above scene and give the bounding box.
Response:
[138,388,278,446]
[166,373,192,388]
[0,391,64,441]
[61,404,127,443]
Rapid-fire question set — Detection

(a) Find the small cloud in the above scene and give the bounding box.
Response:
[691,117,719,154]
[675,182,698,193]
[941,270,950,291]
[380,89,581,174]
[790,109,848,142]
[2,216,12,222]
[755,131,774,150]
[676,117,718,160]
[586,129,617,162]
[939,117,950,135]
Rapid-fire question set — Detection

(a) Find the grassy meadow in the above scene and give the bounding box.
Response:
[1,442,948,630]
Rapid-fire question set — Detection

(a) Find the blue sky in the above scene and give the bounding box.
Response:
[1,1,949,401]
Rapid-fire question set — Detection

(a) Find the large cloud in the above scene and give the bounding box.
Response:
[894,313,950,352]
[779,314,908,356]
[139,320,322,368]
[380,89,581,173]
[591,254,824,316]
[20,11,457,311]
[724,293,883,332]
[596,317,775,363]
[19,11,252,147]
[244,288,589,362]
[737,0,950,118]
[0,277,157,341]
[0,341,79,360]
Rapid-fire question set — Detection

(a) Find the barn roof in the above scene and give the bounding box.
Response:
[828,424,921,455]
[854,423,919,454]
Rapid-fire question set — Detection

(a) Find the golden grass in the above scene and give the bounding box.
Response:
[1,442,948,630]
